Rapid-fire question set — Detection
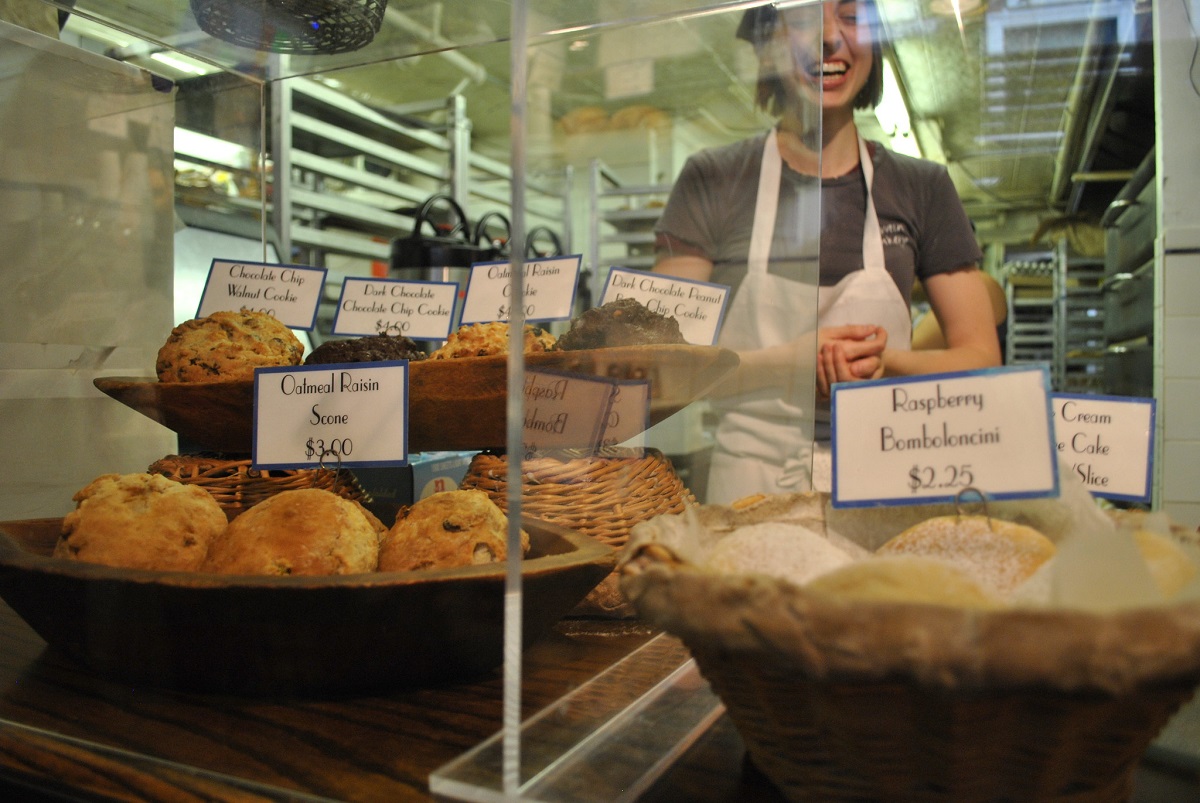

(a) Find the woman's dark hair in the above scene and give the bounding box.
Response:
[737,1,885,113]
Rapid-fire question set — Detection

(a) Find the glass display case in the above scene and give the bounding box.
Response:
[1,0,1198,800]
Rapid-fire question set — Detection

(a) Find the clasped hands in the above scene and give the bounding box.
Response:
[816,324,886,398]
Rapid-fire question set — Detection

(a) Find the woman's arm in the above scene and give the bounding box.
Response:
[883,268,1002,376]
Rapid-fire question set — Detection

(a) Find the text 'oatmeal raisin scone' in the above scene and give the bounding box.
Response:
[201,488,385,576]
[156,310,305,382]
[54,472,226,572]
[378,489,529,572]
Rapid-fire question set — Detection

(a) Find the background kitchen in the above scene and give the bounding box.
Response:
[13,0,1198,524]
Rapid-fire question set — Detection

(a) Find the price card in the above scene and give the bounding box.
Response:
[460,255,581,325]
[197,259,326,330]
[331,277,457,340]
[597,379,651,449]
[252,362,409,470]
[522,368,620,455]
[601,267,730,346]
[830,365,1058,508]
[1051,392,1156,502]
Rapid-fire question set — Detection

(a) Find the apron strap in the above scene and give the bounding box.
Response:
[858,134,887,275]
[748,130,782,277]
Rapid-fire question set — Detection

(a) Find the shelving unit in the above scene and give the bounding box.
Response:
[588,159,672,275]
[1055,243,1107,394]
[1005,255,1057,369]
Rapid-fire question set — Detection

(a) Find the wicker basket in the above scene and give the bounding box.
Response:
[461,448,695,616]
[149,453,371,521]
[190,0,387,54]
[620,495,1200,802]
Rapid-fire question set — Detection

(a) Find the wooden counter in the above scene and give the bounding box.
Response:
[0,600,1195,802]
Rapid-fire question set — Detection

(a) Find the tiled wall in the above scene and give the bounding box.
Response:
[1155,0,1200,529]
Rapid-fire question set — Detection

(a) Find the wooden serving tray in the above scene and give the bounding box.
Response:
[94,344,738,453]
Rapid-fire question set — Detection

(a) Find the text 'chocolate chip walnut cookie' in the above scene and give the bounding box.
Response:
[156,310,305,382]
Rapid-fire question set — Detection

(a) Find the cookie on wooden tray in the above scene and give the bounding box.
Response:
[378,489,528,571]
[556,298,687,351]
[201,488,385,576]
[54,472,226,572]
[156,310,304,382]
[430,322,555,359]
[305,333,427,365]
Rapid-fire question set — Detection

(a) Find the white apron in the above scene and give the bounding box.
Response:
[707,132,911,502]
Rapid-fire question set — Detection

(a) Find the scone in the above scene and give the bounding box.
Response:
[877,515,1056,598]
[806,555,1002,609]
[305,333,427,365]
[430,322,556,359]
[156,310,305,382]
[378,489,529,571]
[55,473,226,571]
[202,488,385,576]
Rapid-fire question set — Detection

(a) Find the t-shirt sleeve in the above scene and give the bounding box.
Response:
[655,153,720,259]
[915,162,983,280]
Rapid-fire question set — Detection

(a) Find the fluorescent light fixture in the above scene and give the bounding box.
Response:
[149,52,213,77]
[874,56,921,158]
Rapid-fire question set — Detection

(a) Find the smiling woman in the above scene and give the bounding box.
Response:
[652,0,1000,501]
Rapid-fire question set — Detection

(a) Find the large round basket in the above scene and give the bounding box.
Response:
[148,454,371,521]
[620,515,1200,802]
[461,448,694,616]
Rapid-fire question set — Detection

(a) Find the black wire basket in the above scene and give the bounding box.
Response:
[191,0,388,55]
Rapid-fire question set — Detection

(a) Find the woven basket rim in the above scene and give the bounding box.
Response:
[619,491,1200,696]
[622,559,1200,695]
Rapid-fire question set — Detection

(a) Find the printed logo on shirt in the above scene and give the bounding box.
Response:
[881,222,912,249]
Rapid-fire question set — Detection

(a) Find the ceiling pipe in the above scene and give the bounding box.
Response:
[382,6,489,85]
[1048,14,1120,212]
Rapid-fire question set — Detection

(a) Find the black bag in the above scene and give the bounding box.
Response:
[389,194,491,273]
[526,225,565,258]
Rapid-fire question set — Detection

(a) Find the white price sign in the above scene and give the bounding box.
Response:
[331,277,457,340]
[523,369,619,454]
[252,362,409,470]
[830,366,1059,508]
[601,267,730,346]
[460,255,581,325]
[197,259,326,329]
[1051,393,1156,502]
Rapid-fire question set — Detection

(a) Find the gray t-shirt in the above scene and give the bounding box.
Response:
[655,132,983,303]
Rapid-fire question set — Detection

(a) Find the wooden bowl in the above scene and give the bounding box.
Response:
[94,345,738,453]
[0,518,614,696]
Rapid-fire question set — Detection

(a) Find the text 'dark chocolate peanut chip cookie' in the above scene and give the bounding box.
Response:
[378,489,529,572]
[55,472,226,572]
[156,310,305,382]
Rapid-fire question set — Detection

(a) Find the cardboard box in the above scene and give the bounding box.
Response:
[353,451,476,527]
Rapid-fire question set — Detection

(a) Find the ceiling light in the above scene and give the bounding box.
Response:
[929,0,985,16]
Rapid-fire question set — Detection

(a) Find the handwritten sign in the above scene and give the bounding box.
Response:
[1051,393,1156,502]
[522,369,619,454]
[332,277,457,340]
[460,255,581,325]
[830,365,1059,508]
[197,259,325,330]
[601,267,730,346]
[252,362,409,470]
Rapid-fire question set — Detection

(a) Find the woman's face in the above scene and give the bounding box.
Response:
[769,0,874,113]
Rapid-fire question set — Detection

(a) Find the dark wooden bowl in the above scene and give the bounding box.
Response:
[93,345,739,453]
[0,517,614,697]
